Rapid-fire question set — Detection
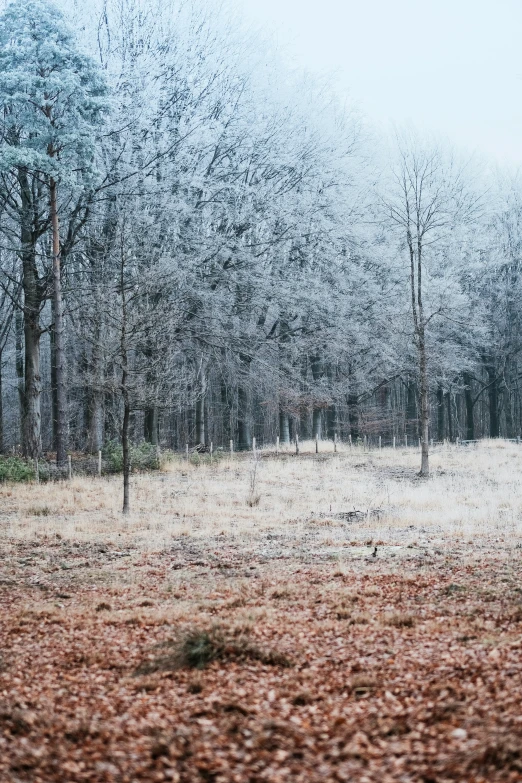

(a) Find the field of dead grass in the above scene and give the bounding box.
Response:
[1,439,522,782]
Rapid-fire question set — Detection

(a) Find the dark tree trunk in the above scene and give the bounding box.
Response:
[86,327,104,453]
[237,354,252,450]
[50,177,68,466]
[237,385,251,450]
[0,350,3,453]
[50,312,58,448]
[463,372,475,440]
[312,408,322,440]
[446,393,454,442]
[418,336,429,476]
[436,385,445,442]
[326,404,336,439]
[485,363,499,438]
[122,393,130,514]
[310,354,323,440]
[144,407,159,445]
[348,393,359,440]
[279,409,290,443]
[15,304,24,444]
[405,381,418,438]
[19,168,42,459]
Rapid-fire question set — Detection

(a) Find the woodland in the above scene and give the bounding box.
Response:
[2,4,522,781]
[0,0,521,484]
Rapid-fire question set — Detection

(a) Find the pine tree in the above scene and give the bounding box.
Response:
[0,0,109,462]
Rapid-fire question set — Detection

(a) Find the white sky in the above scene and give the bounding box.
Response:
[237,0,522,164]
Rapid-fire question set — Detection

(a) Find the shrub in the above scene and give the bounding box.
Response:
[102,440,160,473]
[136,625,293,673]
[0,456,36,483]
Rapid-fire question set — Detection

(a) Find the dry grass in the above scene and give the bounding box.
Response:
[1,439,521,552]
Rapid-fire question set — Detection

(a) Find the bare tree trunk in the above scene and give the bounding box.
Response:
[418,332,429,476]
[436,385,444,442]
[122,390,130,515]
[120,246,130,515]
[279,409,290,443]
[19,169,42,459]
[348,392,359,440]
[485,362,499,437]
[446,392,454,442]
[312,408,322,440]
[86,326,104,453]
[237,354,252,451]
[50,308,58,448]
[144,407,158,445]
[463,372,475,440]
[15,303,24,445]
[50,177,68,466]
[310,354,323,440]
[405,381,418,438]
[0,350,3,453]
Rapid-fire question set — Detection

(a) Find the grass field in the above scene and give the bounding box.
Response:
[1,440,522,782]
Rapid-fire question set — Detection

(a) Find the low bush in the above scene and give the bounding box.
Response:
[102,440,161,473]
[0,456,36,483]
[136,625,293,673]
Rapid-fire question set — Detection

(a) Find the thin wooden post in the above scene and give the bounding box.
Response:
[405,434,408,447]
[34,457,39,484]
[68,454,72,480]
[393,436,396,449]
[252,437,256,456]
[276,436,279,454]
[334,433,337,453]
[315,434,319,453]
[363,435,367,451]
[379,436,382,450]
[295,434,299,455]
[230,439,234,456]
[210,442,213,463]
[185,444,189,461]
[349,434,352,447]
[98,450,102,477]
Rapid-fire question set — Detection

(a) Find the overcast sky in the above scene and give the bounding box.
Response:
[237,0,522,164]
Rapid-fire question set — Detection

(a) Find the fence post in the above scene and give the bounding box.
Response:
[419,437,421,450]
[295,433,299,455]
[379,436,382,450]
[349,434,352,448]
[393,436,396,449]
[185,444,189,461]
[315,434,319,453]
[334,433,337,453]
[98,450,102,477]
[363,435,367,451]
[210,441,213,463]
[68,455,72,480]
[230,439,234,456]
[405,434,408,448]
[276,436,280,455]
[34,457,39,484]
[252,437,256,456]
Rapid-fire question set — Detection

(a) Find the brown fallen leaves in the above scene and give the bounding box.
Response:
[1,539,522,782]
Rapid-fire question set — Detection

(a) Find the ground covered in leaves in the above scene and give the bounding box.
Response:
[1,445,522,782]
[1,535,522,782]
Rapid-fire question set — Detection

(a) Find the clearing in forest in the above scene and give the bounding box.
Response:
[1,440,522,782]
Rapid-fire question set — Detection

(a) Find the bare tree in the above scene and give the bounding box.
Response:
[383,132,479,475]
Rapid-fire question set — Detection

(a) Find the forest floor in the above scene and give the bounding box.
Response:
[1,440,522,782]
